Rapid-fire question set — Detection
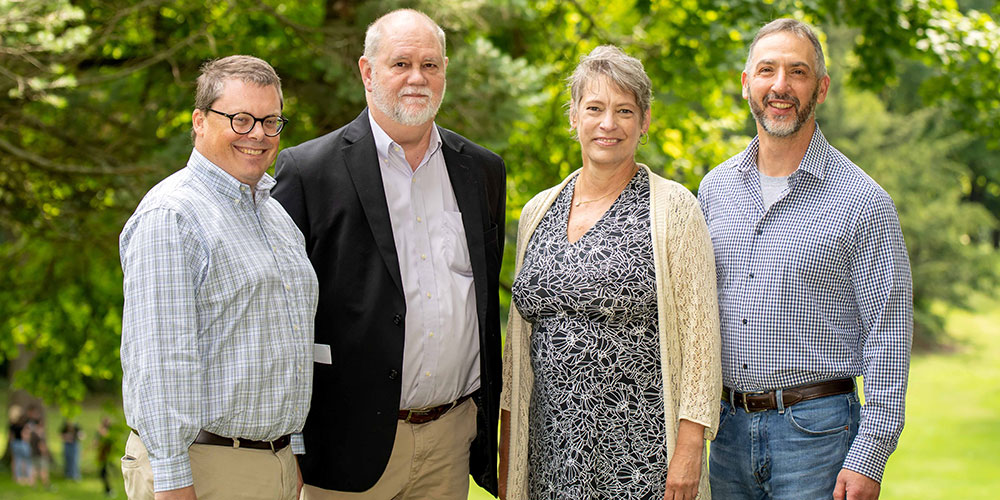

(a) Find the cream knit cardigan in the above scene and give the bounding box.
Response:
[501,165,721,499]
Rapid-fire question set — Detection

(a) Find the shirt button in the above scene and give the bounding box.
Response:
[428,331,434,337]
[393,314,403,325]
[741,319,748,325]
[421,254,427,260]
[426,292,432,299]
[748,273,754,279]
[293,324,300,331]
[284,284,291,291]
[742,363,748,369]
[755,229,763,235]
[416,216,422,223]
[389,369,399,380]
[425,371,431,377]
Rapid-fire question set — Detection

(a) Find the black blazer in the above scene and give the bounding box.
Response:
[272,109,505,495]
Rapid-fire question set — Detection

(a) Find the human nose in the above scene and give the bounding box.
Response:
[772,68,791,93]
[599,110,617,130]
[406,66,428,85]
[245,119,265,140]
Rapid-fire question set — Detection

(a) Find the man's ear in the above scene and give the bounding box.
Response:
[191,108,205,140]
[359,56,374,93]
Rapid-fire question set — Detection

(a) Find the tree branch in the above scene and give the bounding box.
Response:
[0,135,152,175]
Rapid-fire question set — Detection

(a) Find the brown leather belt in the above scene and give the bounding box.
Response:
[131,428,290,452]
[399,394,472,424]
[723,378,855,413]
[193,430,290,451]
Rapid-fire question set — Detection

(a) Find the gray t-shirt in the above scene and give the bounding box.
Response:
[758,170,790,210]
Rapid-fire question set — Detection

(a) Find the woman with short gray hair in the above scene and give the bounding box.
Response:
[499,45,721,499]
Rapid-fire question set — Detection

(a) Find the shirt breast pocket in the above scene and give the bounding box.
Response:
[441,211,473,277]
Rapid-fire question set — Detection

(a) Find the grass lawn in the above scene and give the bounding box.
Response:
[879,294,1000,499]
[4,295,998,499]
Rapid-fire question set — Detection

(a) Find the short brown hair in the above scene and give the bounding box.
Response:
[194,55,283,111]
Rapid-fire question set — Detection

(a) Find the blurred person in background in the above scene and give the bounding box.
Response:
[61,420,82,481]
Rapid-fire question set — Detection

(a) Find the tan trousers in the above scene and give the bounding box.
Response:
[302,398,478,500]
[122,431,298,500]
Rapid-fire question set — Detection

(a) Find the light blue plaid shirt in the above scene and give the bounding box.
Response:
[698,126,912,482]
[120,149,318,492]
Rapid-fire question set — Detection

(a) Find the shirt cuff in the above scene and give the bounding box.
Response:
[149,452,193,492]
[842,434,892,483]
[291,432,305,455]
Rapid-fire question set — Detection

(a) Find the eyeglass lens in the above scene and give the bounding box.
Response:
[231,113,283,135]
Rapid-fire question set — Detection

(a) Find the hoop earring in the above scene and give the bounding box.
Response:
[639,132,649,146]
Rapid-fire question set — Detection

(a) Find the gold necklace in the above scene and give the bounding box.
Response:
[573,165,637,207]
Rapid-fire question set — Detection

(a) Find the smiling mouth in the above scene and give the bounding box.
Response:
[594,138,622,146]
[235,146,265,156]
[770,102,793,109]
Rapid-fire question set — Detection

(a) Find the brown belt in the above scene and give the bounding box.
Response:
[132,428,290,451]
[399,394,472,424]
[193,429,290,451]
[723,378,855,413]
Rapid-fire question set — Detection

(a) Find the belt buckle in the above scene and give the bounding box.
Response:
[404,408,431,423]
[740,390,766,413]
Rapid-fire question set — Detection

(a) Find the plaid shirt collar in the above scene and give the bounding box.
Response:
[736,124,831,181]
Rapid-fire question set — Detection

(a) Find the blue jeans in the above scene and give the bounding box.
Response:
[64,440,81,480]
[709,390,861,500]
[12,439,33,481]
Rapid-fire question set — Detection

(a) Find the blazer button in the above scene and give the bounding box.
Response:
[393,314,403,326]
[389,369,399,380]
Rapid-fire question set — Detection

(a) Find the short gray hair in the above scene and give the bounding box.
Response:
[194,55,283,110]
[568,45,652,127]
[744,18,827,79]
[363,9,446,60]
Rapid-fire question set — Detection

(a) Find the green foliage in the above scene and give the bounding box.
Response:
[1,0,998,412]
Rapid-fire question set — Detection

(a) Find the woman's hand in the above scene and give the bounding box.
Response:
[663,419,705,500]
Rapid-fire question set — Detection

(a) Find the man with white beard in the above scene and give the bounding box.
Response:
[272,9,506,500]
[698,18,912,500]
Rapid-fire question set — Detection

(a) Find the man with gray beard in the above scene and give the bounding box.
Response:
[698,19,912,500]
[272,9,506,500]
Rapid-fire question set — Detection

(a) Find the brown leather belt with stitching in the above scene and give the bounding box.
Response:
[722,378,855,412]
[192,429,290,451]
[398,394,473,424]
[132,428,290,451]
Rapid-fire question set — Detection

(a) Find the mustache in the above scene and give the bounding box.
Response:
[764,92,800,107]
[398,86,432,98]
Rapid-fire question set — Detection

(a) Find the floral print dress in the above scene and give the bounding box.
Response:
[512,168,668,499]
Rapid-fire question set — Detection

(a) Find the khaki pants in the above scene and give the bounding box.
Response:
[122,431,298,500]
[302,398,478,500]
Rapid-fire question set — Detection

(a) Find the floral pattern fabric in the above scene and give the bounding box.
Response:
[512,169,667,499]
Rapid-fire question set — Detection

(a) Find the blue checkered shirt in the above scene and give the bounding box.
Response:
[120,149,318,492]
[698,126,912,482]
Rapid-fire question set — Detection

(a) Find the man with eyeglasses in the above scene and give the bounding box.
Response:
[119,55,318,500]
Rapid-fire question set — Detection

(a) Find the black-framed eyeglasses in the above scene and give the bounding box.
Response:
[207,108,288,137]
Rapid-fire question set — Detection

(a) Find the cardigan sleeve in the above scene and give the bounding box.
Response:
[501,192,546,411]
[666,189,722,440]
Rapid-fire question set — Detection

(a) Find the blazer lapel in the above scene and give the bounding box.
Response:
[342,110,404,295]
[441,131,488,327]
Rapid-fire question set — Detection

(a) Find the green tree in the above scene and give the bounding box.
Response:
[1,0,997,412]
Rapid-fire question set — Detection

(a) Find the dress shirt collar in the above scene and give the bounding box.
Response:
[188,147,275,205]
[367,111,443,166]
[737,124,831,181]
